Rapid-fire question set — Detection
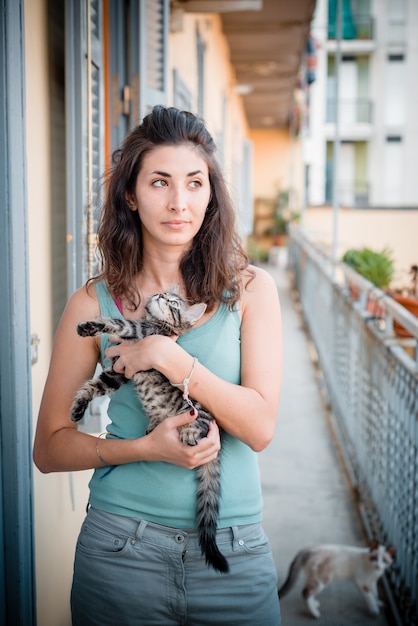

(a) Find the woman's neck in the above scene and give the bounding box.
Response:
[140,268,180,294]
[139,253,183,295]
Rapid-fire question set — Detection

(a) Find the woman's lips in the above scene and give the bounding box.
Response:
[162,220,189,229]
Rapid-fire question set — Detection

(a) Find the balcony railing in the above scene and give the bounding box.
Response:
[326,98,373,124]
[328,14,374,40]
[288,227,418,625]
[325,176,370,207]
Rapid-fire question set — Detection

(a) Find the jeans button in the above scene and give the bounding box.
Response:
[174,533,185,544]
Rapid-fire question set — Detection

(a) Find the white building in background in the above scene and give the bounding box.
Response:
[306,0,418,209]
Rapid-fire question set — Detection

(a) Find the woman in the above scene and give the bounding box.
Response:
[34,106,282,625]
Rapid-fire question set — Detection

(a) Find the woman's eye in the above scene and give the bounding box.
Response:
[189,180,202,189]
[153,179,168,187]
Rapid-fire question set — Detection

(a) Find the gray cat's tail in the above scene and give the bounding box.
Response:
[278,548,311,598]
[195,458,229,573]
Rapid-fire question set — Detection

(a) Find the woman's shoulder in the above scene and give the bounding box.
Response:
[241,264,278,296]
[239,264,280,315]
[64,282,101,321]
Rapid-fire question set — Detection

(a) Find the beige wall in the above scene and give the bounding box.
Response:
[170,13,249,187]
[25,1,90,624]
[250,128,302,204]
[303,207,418,290]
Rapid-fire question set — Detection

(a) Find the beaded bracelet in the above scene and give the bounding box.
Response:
[170,357,199,408]
[95,432,114,468]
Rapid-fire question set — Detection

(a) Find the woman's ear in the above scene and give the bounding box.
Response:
[126,195,137,211]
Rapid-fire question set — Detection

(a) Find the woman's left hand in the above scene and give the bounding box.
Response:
[106,334,177,379]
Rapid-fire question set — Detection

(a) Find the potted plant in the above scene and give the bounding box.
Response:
[343,249,418,337]
[266,214,289,246]
[264,190,300,247]
[342,247,395,290]
[391,264,418,338]
[246,236,269,265]
[342,246,395,317]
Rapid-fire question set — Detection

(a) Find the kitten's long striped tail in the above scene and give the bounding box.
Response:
[195,458,229,573]
[278,549,311,597]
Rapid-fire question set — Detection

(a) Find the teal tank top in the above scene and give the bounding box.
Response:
[88,281,263,528]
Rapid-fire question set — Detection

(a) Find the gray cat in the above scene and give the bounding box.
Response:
[278,541,394,618]
[70,289,228,573]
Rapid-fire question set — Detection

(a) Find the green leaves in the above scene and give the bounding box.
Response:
[342,247,395,289]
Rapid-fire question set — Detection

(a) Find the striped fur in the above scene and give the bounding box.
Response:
[71,290,229,573]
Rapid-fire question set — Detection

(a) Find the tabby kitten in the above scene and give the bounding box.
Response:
[278,541,394,618]
[71,289,229,573]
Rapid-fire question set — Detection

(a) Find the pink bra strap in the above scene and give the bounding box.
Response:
[114,294,123,314]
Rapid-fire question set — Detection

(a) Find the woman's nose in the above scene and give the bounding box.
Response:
[169,186,186,212]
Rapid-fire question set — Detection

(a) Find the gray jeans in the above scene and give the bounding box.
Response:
[71,507,281,625]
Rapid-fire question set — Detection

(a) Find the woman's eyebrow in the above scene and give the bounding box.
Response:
[150,169,204,177]
[151,170,171,177]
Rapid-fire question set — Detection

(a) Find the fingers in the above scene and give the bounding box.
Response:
[160,411,221,469]
[185,417,221,469]
[167,408,198,426]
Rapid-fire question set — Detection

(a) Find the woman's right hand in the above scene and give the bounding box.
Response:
[143,409,221,469]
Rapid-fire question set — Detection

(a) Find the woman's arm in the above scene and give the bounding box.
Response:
[33,286,220,474]
[108,267,282,452]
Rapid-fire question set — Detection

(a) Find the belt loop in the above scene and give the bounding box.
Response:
[135,519,148,542]
[231,525,240,551]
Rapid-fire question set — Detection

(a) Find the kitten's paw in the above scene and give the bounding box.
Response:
[364,591,380,614]
[306,597,320,619]
[70,402,87,422]
[368,603,380,615]
[179,422,202,446]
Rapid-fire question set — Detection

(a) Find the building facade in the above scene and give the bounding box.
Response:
[306,0,418,209]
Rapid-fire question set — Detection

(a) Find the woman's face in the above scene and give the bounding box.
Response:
[131,144,211,252]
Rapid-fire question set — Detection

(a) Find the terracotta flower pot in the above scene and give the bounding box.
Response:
[348,282,385,317]
[393,295,418,338]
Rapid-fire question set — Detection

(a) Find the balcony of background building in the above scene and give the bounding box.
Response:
[325,173,370,207]
[327,0,374,40]
[326,98,373,125]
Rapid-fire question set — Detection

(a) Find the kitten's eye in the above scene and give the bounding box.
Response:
[169,299,180,309]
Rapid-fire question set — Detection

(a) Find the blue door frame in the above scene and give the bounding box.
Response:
[0,0,37,624]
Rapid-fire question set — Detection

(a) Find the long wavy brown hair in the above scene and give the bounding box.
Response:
[93,105,251,311]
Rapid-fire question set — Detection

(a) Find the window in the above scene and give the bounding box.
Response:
[384,55,405,125]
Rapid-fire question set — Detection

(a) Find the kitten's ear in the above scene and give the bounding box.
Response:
[185,303,207,325]
[170,285,179,295]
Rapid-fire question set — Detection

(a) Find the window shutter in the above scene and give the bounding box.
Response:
[173,69,192,111]
[137,0,168,121]
[109,0,131,148]
[66,0,104,292]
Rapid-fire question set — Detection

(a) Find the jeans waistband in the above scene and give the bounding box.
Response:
[86,506,260,547]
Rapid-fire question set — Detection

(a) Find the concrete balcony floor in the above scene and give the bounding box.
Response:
[259,263,393,625]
